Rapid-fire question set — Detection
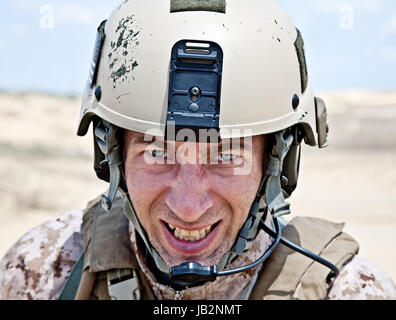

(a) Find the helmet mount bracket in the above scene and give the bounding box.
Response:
[166,40,224,140]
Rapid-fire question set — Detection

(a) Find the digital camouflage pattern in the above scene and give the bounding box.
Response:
[328,255,396,300]
[1,209,395,300]
[0,210,84,300]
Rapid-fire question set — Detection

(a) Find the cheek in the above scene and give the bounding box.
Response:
[212,159,262,212]
[124,157,169,219]
[208,174,262,237]
[214,176,260,221]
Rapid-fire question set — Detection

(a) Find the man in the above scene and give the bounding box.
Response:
[1,0,395,300]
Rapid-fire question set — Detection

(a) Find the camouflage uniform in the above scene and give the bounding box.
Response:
[1,209,396,300]
[0,210,83,300]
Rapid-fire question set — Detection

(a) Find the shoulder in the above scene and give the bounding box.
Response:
[0,209,84,300]
[327,255,396,300]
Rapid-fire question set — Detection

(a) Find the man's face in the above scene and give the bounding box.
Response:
[124,130,266,267]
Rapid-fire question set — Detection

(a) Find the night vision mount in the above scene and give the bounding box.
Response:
[166,40,223,138]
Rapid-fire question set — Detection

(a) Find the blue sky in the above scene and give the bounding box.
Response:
[1,0,396,95]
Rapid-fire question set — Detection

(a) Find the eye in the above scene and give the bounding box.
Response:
[220,154,236,162]
[217,153,243,164]
[146,149,167,159]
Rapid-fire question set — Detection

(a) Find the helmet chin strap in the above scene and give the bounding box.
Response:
[95,121,339,289]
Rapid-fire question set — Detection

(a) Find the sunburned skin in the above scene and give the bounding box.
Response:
[122,130,265,268]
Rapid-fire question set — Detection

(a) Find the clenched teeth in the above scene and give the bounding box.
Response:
[168,223,213,241]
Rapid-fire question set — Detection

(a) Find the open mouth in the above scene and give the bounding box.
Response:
[163,221,220,242]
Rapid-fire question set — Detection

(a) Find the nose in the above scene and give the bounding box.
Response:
[165,165,213,223]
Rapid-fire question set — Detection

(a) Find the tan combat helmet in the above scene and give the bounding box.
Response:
[76,0,331,287]
[78,0,327,142]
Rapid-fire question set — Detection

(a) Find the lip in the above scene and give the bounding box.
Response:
[161,220,221,256]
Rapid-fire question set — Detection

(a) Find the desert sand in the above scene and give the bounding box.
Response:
[1,91,395,282]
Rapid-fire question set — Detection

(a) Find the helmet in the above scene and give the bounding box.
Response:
[77,0,330,287]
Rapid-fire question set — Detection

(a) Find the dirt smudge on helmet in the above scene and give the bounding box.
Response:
[109,15,141,88]
[109,58,118,70]
[111,64,129,83]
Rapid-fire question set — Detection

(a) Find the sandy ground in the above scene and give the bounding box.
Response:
[0,91,395,282]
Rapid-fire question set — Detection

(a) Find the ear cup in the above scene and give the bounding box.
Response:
[281,142,301,199]
[93,127,110,183]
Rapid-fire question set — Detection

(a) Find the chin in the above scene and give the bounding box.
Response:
[160,242,231,268]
